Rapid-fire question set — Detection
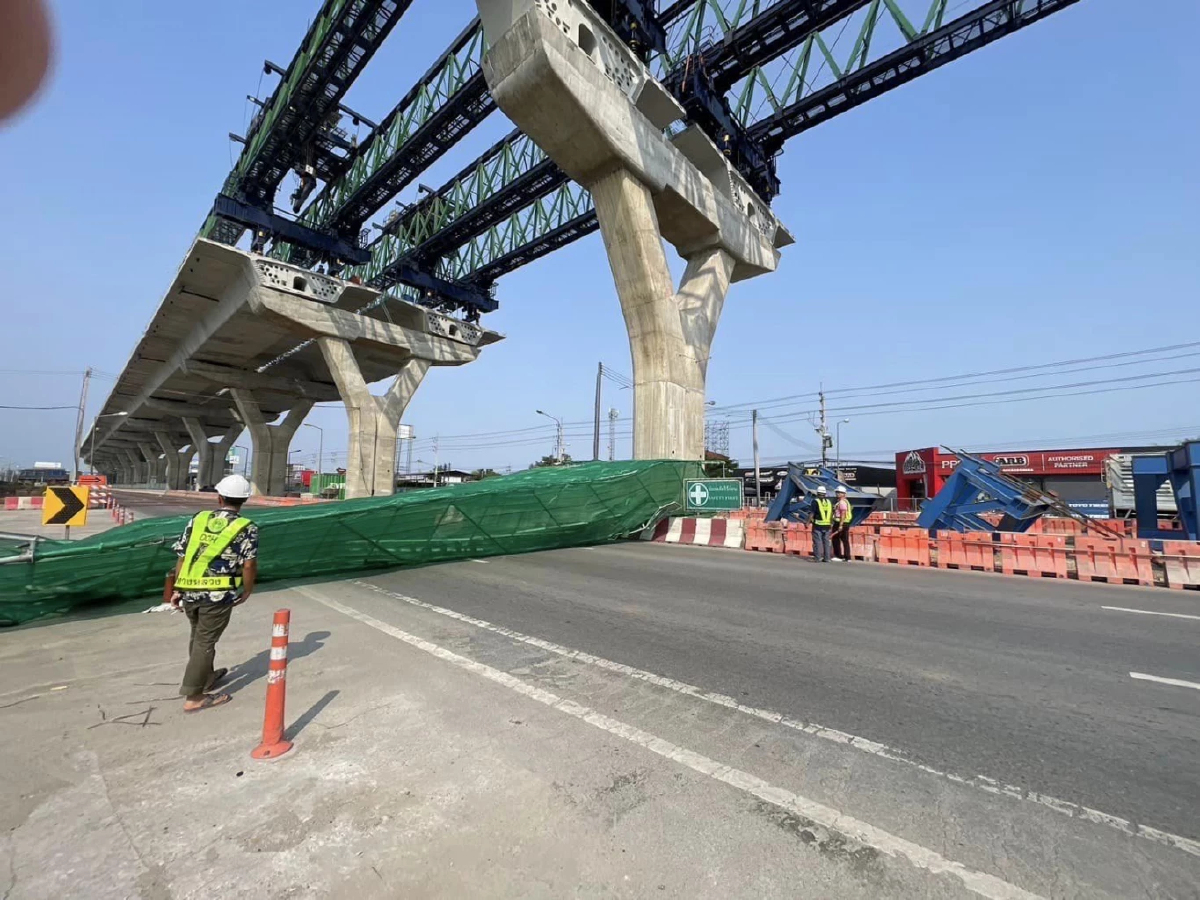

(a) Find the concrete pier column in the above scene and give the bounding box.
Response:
[123,449,146,486]
[183,419,245,489]
[318,337,429,499]
[155,432,194,491]
[116,460,132,485]
[230,392,312,497]
[137,442,165,487]
[591,169,733,460]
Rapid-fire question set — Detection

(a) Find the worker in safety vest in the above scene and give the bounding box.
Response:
[169,474,259,713]
[810,485,833,563]
[832,485,853,562]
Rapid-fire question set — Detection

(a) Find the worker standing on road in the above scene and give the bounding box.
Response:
[832,485,853,562]
[811,485,833,563]
[170,474,259,713]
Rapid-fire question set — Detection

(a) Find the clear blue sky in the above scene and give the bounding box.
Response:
[1,0,1197,474]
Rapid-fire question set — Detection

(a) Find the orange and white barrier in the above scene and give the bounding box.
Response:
[3,497,44,511]
[642,517,745,549]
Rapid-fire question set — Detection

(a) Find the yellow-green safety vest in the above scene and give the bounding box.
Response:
[835,499,853,525]
[813,498,833,526]
[175,510,252,591]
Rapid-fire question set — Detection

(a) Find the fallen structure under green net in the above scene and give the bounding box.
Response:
[0,460,698,627]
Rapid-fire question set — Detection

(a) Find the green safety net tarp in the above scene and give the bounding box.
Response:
[0,460,698,627]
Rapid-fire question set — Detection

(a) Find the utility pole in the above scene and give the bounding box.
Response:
[432,435,439,487]
[752,409,761,505]
[593,361,602,460]
[74,368,91,480]
[816,387,831,467]
[608,408,618,461]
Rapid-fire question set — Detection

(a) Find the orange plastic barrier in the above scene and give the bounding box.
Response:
[784,523,812,557]
[849,530,877,562]
[743,520,764,552]
[998,534,1067,578]
[1073,537,1154,585]
[878,530,930,566]
[1162,540,1200,590]
[761,522,786,553]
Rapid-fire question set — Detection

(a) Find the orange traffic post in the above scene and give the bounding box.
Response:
[252,609,294,760]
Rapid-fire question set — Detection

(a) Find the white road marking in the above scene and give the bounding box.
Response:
[297,586,1043,900]
[1102,606,1200,621]
[347,580,1200,859]
[1130,672,1200,691]
[469,558,489,564]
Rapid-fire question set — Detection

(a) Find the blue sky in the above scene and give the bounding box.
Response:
[1,0,1197,474]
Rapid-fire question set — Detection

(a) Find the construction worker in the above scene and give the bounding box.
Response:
[832,485,853,562]
[170,474,258,713]
[810,485,833,563]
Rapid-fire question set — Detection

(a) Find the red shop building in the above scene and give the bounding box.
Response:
[894,447,1121,515]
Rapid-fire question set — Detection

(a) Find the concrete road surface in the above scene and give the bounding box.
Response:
[1,542,1196,898]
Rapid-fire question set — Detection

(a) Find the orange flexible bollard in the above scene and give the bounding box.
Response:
[252,609,294,760]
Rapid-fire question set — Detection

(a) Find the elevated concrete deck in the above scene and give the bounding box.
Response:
[84,240,501,496]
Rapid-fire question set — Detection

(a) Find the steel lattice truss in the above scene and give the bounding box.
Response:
[208,0,1086,311]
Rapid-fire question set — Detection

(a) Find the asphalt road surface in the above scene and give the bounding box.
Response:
[356,542,1199,850]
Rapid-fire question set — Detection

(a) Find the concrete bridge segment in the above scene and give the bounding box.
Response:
[83,240,501,498]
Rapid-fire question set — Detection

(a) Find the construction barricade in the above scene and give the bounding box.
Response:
[998,534,1068,579]
[1073,537,1153,586]
[783,523,812,558]
[877,529,930,566]
[849,529,877,562]
[1162,541,1200,590]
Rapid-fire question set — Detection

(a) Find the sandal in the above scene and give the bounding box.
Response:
[205,667,230,691]
[184,693,231,713]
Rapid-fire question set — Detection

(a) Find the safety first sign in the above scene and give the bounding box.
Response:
[42,486,89,527]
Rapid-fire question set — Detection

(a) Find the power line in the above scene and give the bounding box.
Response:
[709,340,1200,417]
[0,404,78,410]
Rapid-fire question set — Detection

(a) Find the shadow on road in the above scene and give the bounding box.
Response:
[222,630,330,697]
[285,689,340,740]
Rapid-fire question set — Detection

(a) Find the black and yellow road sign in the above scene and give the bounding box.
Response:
[43,486,89,527]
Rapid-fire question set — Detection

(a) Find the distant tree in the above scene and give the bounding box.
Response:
[471,468,501,480]
[703,457,739,478]
[530,453,573,469]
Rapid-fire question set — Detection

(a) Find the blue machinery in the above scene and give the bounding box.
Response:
[765,465,877,526]
[914,449,1120,538]
[1131,441,1199,541]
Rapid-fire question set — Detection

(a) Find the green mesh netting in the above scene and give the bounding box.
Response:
[0,460,698,626]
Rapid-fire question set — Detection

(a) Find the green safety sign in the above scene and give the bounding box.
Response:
[684,478,743,512]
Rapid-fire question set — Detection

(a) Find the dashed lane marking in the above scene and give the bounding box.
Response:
[298,586,1044,900]
[345,579,1200,860]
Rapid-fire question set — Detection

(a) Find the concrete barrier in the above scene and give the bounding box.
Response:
[642,517,745,549]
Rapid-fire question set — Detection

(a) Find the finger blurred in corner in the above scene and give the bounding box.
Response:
[0,0,53,123]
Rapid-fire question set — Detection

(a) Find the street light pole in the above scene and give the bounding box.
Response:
[536,409,564,462]
[233,444,249,477]
[88,411,129,477]
[835,418,850,479]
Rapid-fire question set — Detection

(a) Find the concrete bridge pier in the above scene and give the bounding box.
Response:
[475,0,791,459]
[230,392,313,497]
[122,448,146,486]
[318,338,429,499]
[183,418,244,489]
[155,432,195,491]
[137,442,165,487]
[592,168,735,458]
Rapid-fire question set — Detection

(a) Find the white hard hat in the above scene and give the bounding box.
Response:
[215,474,252,499]
[835,485,847,493]
[816,486,828,495]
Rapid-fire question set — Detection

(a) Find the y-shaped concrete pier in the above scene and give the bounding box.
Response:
[476,0,791,458]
